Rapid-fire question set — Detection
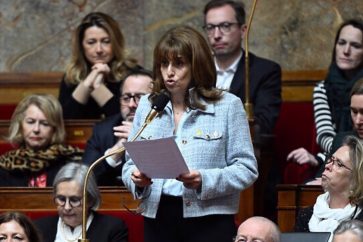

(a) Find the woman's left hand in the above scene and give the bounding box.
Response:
[177,170,202,190]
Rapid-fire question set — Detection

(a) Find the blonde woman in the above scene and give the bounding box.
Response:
[0,94,82,187]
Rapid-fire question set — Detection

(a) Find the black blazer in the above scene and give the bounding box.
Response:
[229,52,281,135]
[35,212,128,242]
[83,114,125,186]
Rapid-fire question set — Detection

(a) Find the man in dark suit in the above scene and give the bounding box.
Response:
[203,0,281,142]
[83,67,153,185]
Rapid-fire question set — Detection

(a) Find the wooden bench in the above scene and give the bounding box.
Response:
[277,184,323,232]
[0,186,143,242]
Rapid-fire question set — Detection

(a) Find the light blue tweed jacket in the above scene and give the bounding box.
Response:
[122,90,258,218]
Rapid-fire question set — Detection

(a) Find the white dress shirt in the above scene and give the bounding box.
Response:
[215,52,243,91]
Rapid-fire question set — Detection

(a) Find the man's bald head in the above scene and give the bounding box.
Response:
[235,216,280,242]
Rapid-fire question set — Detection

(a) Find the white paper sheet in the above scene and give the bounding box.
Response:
[123,137,189,178]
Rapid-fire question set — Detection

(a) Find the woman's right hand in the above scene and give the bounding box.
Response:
[287,147,318,166]
[83,63,110,89]
[131,169,152,188]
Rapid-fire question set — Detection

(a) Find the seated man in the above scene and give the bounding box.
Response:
[83,67,153,185]
[203,0,282,143]
[234,216,281,242]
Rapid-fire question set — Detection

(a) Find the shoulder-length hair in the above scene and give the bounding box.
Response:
[0,211,42,242]
[151,25,222,110]
[345,136,363,206]
[7,94,65,146]
[53,162,101,211]
[65,12,137,85]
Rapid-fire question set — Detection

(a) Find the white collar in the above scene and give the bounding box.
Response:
[215,51,243,73]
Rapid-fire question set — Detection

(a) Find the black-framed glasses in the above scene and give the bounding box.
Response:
[120,93,145,105]
[324,154,352,171]
[54,195,82,208]
[203,22,240,35]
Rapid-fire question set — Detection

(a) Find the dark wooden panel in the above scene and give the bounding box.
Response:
[277,184,323,232]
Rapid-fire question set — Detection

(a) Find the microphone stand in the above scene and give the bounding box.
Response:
[78,109,161,242]
[244,0,258,123]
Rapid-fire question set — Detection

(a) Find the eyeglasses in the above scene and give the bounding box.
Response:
[324,154,352,171]
[203,22,240,35]
[120,93,145,105]
[54,195,82,208]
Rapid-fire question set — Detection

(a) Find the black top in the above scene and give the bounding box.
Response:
[0,158,67,187]
[35,212,128,242]
[59,76,121,119]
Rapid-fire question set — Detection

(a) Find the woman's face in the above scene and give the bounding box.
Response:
[0,220,29,242]
[322,145,353,194]
[160,55,192,97]
[82,26,114,65]
[55,180,84,228]
[21,104,54,150]
[335,25,363,73]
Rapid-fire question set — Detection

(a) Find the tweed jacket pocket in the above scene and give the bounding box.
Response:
[193,129,222,141]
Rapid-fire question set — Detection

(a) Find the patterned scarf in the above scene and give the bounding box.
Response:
[0,144,83,173]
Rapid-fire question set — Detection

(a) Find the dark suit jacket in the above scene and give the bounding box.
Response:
[35,212,128,242]
[83,114,125,186]
[229,52,281,136]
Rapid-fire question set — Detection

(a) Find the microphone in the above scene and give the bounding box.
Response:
[79,91,170,242]
[144,90,170,124]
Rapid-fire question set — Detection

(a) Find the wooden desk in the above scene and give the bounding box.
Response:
[277,184,323,232]
[0,186,138,212]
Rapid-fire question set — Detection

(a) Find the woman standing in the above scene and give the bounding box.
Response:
[122,26,258,242]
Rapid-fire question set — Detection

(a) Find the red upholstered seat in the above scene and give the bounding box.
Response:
[0,104,16,119]
[274,102,320,184]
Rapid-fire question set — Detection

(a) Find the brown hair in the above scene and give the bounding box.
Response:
[344,136,363,206]
[203,0,246,25]
[151,26,222,110]
[0,211,42,242]
[65,12,137,85]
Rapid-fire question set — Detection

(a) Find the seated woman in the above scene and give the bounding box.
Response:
[0,211,42,242]
[0,94,83,187]
[34,162,128,242]
[287,19,363,183]
[59,12,138,119]
[295,135,363,233]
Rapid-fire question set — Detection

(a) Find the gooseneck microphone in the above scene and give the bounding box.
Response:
[144,90,170,124]
[79,91,170,242]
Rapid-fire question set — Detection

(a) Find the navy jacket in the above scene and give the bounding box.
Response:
[83,114,124,186]
[230,52,281,135]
